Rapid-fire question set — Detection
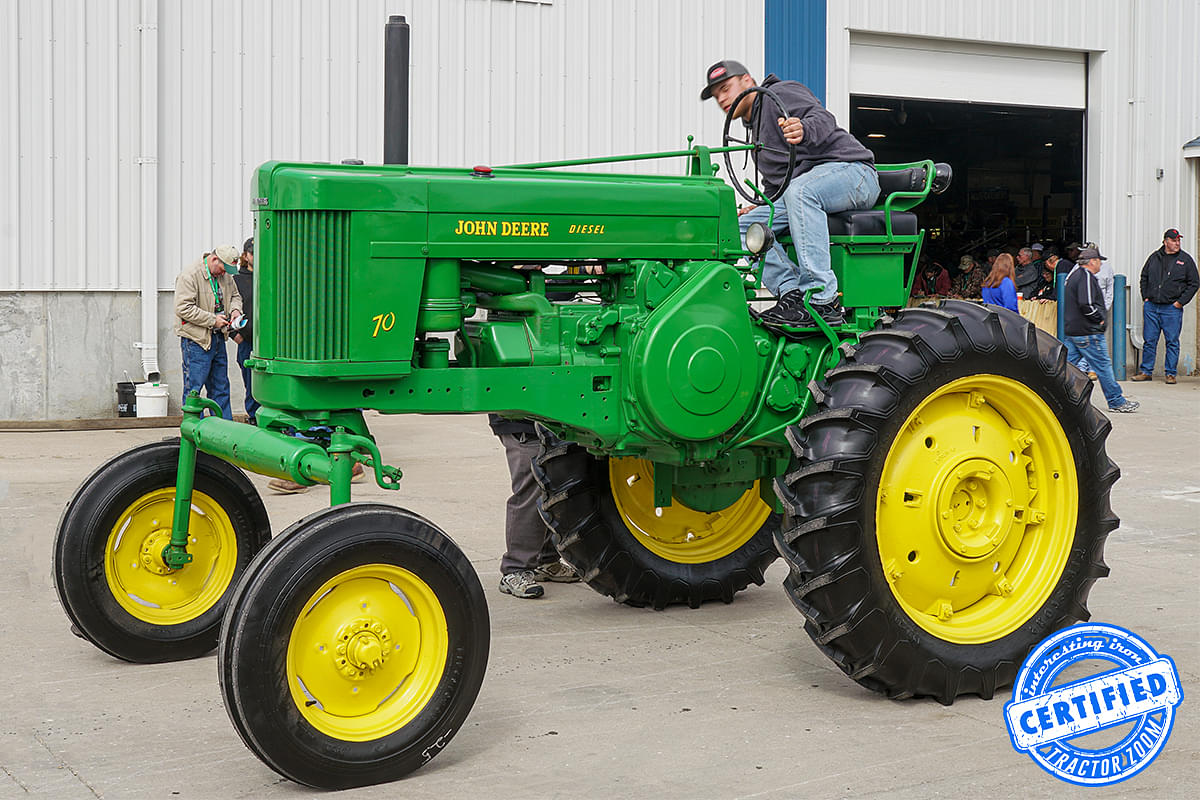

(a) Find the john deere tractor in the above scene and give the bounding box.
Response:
[54,89,1118,789]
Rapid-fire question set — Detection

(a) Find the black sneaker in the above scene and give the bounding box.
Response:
[760,292,844,328]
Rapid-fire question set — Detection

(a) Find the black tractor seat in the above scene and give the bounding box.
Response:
[825,162,950,237]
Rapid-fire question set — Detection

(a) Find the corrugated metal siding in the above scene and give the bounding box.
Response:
[827,0,1200,287]
[1,0,764,292]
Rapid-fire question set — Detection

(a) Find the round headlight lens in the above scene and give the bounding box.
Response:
[745,222,770,254]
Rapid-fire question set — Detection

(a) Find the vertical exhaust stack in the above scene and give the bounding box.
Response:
[384,15,410,165]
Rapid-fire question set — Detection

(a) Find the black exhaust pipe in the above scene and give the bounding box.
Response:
[384,15,410,164]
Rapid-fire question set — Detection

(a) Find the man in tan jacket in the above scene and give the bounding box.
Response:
[174,245,243,419]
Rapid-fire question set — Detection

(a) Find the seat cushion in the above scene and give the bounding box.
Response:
[827,210,919,237]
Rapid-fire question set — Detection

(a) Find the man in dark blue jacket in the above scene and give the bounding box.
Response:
[1063,244,1138,413]
[1132,228,1198,384]
[702,60,880,328]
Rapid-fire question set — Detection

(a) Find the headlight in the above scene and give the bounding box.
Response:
[745,222,773,255]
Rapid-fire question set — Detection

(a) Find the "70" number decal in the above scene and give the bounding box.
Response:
[371,312,396,337]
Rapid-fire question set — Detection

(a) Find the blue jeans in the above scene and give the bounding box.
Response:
[1139,301,1184,376]
[1066,333,1126,409]
[236,337,260,421]
[739,161,880,304]
[181,334,232,419]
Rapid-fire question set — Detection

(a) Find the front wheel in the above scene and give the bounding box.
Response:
[774,301,1119,703]
[218,503,489,790]
[533,434,780,609]
[53,440,271,662]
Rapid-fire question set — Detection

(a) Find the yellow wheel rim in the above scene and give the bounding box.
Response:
[287,564,448,742]
[876,375,1077,644]
[104,488,238,625]
[609,457,772,564]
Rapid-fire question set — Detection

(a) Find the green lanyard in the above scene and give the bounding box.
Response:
[207,269,222,306]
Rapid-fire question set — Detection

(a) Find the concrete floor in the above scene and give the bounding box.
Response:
[0,377,1196,799]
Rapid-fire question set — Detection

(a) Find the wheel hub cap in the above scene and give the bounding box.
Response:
[934,458,1014,559]
[333,618,393,679]
[139,529,175,575]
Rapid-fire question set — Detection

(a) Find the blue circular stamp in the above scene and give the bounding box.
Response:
[1004,622,1183,786]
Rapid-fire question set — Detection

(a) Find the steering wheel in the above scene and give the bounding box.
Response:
[722,85,798,204]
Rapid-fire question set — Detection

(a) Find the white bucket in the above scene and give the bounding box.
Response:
[135,382,170,418]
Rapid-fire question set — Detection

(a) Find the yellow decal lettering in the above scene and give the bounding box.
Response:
[453,219,464,235]
[502,221,512,236]
[486,220,497,236]
[371,311,396,338]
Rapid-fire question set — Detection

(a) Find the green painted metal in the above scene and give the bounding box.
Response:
[161,144,938,553]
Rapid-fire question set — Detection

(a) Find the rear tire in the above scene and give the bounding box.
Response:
[774,301,1118,703]
[533,432,780,609]
[218,503,489,789]
[54,439,271,662]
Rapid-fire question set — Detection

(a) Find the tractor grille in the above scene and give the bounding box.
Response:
[274,210,351,361]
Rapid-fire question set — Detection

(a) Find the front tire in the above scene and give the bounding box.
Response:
[218,503,489,790]
[533,434,780,609]
[53,439,271,662]
[774,301,1119,703]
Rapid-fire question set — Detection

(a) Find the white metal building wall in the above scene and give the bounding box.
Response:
[826,0,1200,294]
[0,0,765,294]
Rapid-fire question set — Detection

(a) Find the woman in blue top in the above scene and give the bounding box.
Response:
[981,252,1019,311]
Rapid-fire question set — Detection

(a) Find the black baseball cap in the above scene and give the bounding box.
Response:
[243,237,254,254]
[1078,244,1107,261]
[700,60,749,100]
[1164,228,1182,240]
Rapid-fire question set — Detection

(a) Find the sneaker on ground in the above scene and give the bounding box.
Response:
[532,560,580,583]
[1130,372,1152,381]
[1108,400,1140,413]
[268,478,310,494]
[499,570,545,598]
[1165,375,1177,384]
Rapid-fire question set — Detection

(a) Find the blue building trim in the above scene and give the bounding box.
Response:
[764,0,827,103]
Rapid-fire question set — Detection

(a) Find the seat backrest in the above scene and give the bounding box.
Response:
[876,167,926,196]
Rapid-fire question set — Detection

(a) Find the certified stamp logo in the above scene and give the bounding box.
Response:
[1004,622,1183,786]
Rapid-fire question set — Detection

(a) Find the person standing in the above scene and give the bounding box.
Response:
[981,252,1019,311]
[490,416,579,598]
[232,237,260,425]
[174,245,243,419]
[702,60,880,327]
[1132,228,1198,384]
[1064,245,1138,413]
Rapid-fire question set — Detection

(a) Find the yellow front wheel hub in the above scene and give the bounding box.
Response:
[104,488,238,625]
[288,564,448,742]
[609,457,772,563]
[876,376,1077,644]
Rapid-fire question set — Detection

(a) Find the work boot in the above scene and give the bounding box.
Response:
[1087,371,1098,381]
[499,570,544,598]
[268,478,310,494]
[532,560,580,583]
[351,462,366,483]
[1165,374,1177,384]
[1131,372,1152,381]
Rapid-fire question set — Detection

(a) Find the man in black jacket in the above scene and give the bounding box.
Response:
[1132,228,1198,384]
[702,60,880,328]
[231,237,259,424]
[1063,244,1138,413]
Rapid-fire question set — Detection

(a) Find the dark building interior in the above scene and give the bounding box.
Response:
[849,95,1085,277]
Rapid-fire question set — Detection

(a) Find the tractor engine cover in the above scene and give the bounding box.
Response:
[629,262,758,441]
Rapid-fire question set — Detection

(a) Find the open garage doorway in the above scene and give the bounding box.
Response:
[849,96,1084,278]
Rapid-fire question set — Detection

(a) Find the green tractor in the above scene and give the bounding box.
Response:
[54,101,1118,789]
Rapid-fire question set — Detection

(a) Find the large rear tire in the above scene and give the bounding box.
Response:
[774,301,1119,703]
[54,439,271,662]
[218,503,489,790]
[533,433,780,609]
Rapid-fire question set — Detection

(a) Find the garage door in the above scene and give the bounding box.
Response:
[849,33,1086,109]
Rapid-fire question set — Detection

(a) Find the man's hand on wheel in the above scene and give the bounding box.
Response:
[737,204,759,217]
[778,116,804,144]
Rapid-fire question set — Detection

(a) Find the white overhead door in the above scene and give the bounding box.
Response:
[849,33,1087,109]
